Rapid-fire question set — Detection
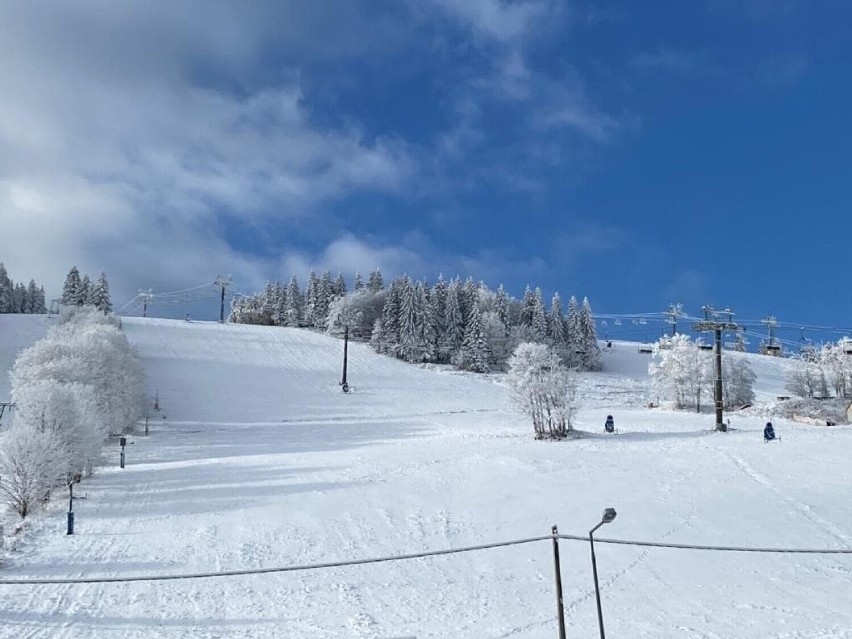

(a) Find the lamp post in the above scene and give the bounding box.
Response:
[589,508,617,639]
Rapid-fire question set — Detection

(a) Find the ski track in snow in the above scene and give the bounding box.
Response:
[0,319,850,638]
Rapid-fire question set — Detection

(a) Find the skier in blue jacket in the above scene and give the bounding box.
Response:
[763,422,776,442]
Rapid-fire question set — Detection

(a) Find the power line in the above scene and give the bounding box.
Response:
[0,533,849,586]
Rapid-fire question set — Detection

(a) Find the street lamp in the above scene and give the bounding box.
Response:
[590,507,617,639]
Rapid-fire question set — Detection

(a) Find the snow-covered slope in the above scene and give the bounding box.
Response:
[0,314,52,404]
[0,318,849,639]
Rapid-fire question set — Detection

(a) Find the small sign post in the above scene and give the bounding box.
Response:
[119,436,127,469]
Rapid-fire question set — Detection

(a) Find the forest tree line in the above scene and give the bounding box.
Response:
[229,269,602,374]
[0,262,47,314]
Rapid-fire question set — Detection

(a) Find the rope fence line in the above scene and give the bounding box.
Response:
[557,534,852,554]
[1,532,850,586]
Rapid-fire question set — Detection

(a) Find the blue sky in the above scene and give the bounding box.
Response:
[1,1,850,341]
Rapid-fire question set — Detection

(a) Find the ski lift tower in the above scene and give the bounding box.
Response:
[693,306,740,432]
[665,303,683,337]
[760,316,781,356]
[214,275,232,323]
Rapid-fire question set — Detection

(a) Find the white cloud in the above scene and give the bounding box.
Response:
[425,0,555,43]
[0,2,412,303]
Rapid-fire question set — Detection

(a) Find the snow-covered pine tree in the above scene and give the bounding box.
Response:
[285,275,304,327]
[549,292,566,357]
[90,273,112,314]
[375,277,401,355]
[440,279,465,363]
[261,281,280,325]
[579,297,602,371]
[61,266,82,306]
[565,296,581,368]
[315,271,334,328]
[397,276,430,363]
[353,271,364,291]
[333,273,347,298]
[519,286,535,327]
[274,283,287,326]
[460,277,477,323]
[418,281,436,363]
[429,276,448,357]
[304,271,319,327]
[531,288,548,342]
[34,286,47,314]
[0,263,13,312]
[457,300,490,372]
[77,275,91,307]
[25,280,39,314]
[495,284,511,335]
[368,268,384,293]
[13,282,26,313]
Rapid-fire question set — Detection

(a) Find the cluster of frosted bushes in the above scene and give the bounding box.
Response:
[0,307,145,518]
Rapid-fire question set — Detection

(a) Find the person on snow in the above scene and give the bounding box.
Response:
[763,422,776,442]
[604,415,615,434]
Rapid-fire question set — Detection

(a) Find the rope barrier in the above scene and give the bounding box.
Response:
[1,532,849,586]
[557,534,852,554]
[0,535,552,585]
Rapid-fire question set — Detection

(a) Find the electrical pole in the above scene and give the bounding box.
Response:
[693,306,739,432]
[214,275,232,323]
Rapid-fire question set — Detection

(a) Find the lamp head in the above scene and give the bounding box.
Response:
[601,508,617,524]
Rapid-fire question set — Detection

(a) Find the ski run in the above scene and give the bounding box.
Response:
[0,314,850,638]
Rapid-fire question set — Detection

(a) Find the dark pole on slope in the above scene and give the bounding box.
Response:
[341,326,350,393]
[66,482,74,535]
[714,328,724,431]
[551,525,567,639]
[220,283,226,323]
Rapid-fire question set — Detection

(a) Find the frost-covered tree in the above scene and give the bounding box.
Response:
[78,275,92,307]
[441,279,465,362]
[0,263,12,312]
[785,358,828,398]
[61,266,82,306]
[578,297,602,371]
[353,271,364,291]
[519,286,536,327]
[456,300,490,372]
[530,288,548,342]
[650,335,713,411]
[398,277,431,363]
[25,280,38,314]
[495,284,511,334]
[722,354,756,408]
[373,278,401,355]
[548,293,566,346]
[285,275,304,327]
[367,268,384,293]
[333,273,347,298]
[3,306,145,518]
[507,342,577,440]
[429,276,448,357]
[89,272,112,314]
[0,426,66,518]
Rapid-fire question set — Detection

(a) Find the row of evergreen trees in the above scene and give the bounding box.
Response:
[0,263,47,314]
[230,269,601,374]
[60,266,112,314]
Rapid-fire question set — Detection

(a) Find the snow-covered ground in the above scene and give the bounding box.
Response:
[0,315,52,405]
[1,318,850,638]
